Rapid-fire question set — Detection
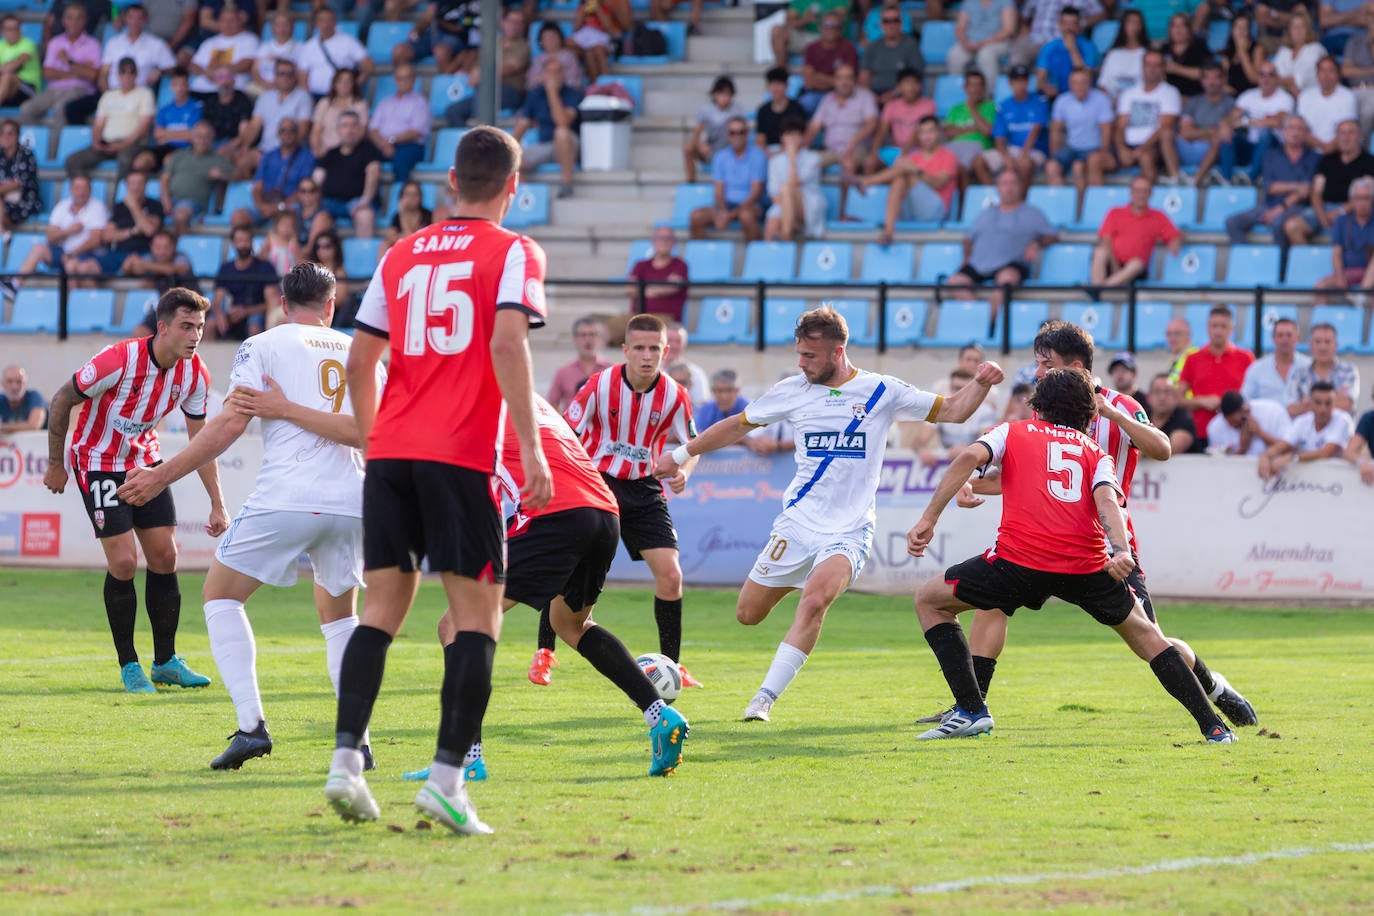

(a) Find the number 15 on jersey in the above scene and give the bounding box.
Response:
[400,262,475,356]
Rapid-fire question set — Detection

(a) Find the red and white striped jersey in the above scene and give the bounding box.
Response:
[70,336,210,473]
[565,365,695,481]
[497,395,619,534]
[1087,385,1148,555]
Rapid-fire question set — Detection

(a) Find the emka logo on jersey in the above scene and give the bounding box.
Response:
[804,431,867,458]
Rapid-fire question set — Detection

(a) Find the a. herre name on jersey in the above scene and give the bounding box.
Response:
[804,430,867,458]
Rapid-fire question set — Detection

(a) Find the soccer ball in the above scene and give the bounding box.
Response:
[636,653,682,704]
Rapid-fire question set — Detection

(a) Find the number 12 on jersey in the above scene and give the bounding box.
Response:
[400,262,475,356]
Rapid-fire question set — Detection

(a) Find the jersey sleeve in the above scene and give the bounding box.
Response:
[495,235,548,328]
[740,378,794,427]
[353,249,390,337]
[1114,391,1150,425]
[565,374,597,436]
[1091,453,1121,493]
[73,344,126,401]
[885,375,942,422]
[182,358,211,419]
[974,422,1010,465]
[670,389,697,442]
[225,337,264,396]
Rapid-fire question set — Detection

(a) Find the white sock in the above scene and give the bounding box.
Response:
[463,742,482,766]
[321,616,370,748]
[759,642,808,701]
[643,699,665,727]
[330,747,363,776]
[204,599,263,732]
[430,760,463,794]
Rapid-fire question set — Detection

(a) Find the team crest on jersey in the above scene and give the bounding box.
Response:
[804,431,867,458]
[79,363,96,385]
[170,384,181,401]
[649,411,661,424]
[851,404,868,420]
[93,509,105,531]
[567,401,583,422]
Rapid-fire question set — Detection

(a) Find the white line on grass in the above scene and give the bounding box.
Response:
[580,841,1374,915]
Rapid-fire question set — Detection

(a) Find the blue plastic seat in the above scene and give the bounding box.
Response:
[53,126,93,168]
[691,296,751,344]
[429,74,470,119]
[202,181,255,226]
[417,127,467,172]
[1206,18,1230,51]
[1027,185,1078,228]
[859,242,915,283]
[1006,300,1051,348]
[383,180,437,221]
[992,72,1039,104]
[622,238,654,276]
[593,75,644,113]
[178,235,225,279]
[4,232,46,273]
[920,20,955,65]
[1149,186,1198,229]
[335,21,359,39]
[366,21,411,62]
[827,298,875,346]
[741,241,796,282]
[798,241,852,283]
[836,183,888,227]
[763,298,808,345]
[261,20,307,42]
[948,184,999,230]
[1258,302,1299,336]
[1131,301,1174,350]
[661,183,714,229]
[1155,244,1217,286]
[67,289,115,333]
[505,183,550,229]
[883,299,928,346]
[932,73,963,118]
[1031,243,1093,287]
[928,300,996,347]
[1197,186,1258,232]
[342,237,381,276]
[1309,305,1363,352]
[116,291,159,333]
[1,288,60,333]
[1061,301,1123,348]
[915,243,963,285]
[1221,244,1280,288]
[1281,245,1329,288]
[1070,185,1129,231]
[682,239,735,282]
[18,125,50,167]
[1092,19,1120,54]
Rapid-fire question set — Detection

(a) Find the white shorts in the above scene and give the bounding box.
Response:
[747,514,874,590]
[216,506,363,596]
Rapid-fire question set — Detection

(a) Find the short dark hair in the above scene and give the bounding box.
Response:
[155,287,210,326]
[169,66,189,81]
[795,305,848,345]
[1199,59,1223,76]
[896,67,921,83]
[1220,390,1246,416]
[1310,321,1337,337]
[1310,380,1337,395]
[918,115,940,128]
[1060,5,1081,16]
[627,313,667,336]
[710,75,736,95]
[281,261,337,311]
[1033,319,1096,371]
[1209,305,1233,321]
[1028,367,1097,432]
[765,66,789,84]
[453,125,521,203]
[1271,317,1298,333]
[1011,382,1033,398]
[964,68,986,84]
[779,115,807,135]
[537,20,565,44]
[950,367,975,383]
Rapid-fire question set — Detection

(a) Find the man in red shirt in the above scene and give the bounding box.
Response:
[1089,175,1182,287]
[42,288,229,693]
[909,367,1236,744]
[1178,305,1256,441]
[545,317,612,414]
[626,227,689,322]
[325,126,552,836]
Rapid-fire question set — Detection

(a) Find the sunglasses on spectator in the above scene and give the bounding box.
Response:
[727,128,748,135]
[882,16,901,23]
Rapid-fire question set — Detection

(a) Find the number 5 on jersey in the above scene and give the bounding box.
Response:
[400,262,475,356]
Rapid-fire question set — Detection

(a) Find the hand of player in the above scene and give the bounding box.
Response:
[665,470,688,494]
[116,465,166,506]
[653,450,680,479]
[974,361,1005,388]
[43,463,68,494]
[206,503,230,537]
[1095,392,1123,421]
[955,481,984,508]
[907,517,936,557]
[1103,551,1135,581]
[519,443,554,511]
[227,376,288,419]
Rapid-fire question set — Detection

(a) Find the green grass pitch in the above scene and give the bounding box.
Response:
[1,569,1372,913]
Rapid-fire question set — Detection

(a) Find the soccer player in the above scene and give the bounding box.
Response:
[654,306,1003,723]
[908,367,1237,744]
[42,288,228,693]
[565,312,701,688]
[323,126,552,836]
[116,262,380,771]
[916,320,1256,729]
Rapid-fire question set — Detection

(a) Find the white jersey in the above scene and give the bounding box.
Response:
[226,323,374,517]
[743,368,942,531]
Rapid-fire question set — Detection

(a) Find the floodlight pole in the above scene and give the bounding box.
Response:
[478,0,501,125]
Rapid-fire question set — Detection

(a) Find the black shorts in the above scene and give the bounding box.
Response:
[954,262,1031,286]
[602,473,677,561]
[362,459,505,581]
[506,507,620,612]
[77,469,176,539]
[1127,562,1155,622]
[946,551,1137,627]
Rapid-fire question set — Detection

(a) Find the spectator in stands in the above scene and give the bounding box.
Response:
[547,316,613,411]
[765,116,826,241]
[241,117,315,227]
[202,65,255,179]
[947,0,1017,88]
[1342,23,1374,141]
[684,76,746,182]
[0,120,41,235]
[382,179,433,250]
[243,59,313,177]
[1160,12,1212,99]
[0,16,40,112]
[755,66,807,149]
[1000,381,1033,422]
[1108,352,1149,415]
[209,225,280,340]
[1321,0,1367,55]
[189,5,258,96]
[63,58,155,180]
[1178,305,1256,434]
[627,226,689,320]
[665,321,709,404]
[944,69,996,171]
[1286,119,1374,251]
[947,169,1057,313]
[251,12,301,96]
[445,7,529,126]
[771,0,850,68]
[1096,8,1148,100]
[905,367,1000,462]
[666,361,692,392]
[689,114,766,241]
[696,369,749,427]
[300,5,373,94]
[1297,56,1356,153]
[67,168,163,280]
[1258,380,1354,476]
[570,0,631,83]
[1090,174,1182,287]
[258,208,300,290]
[309,67,368,158]
[1290,321,1361,415]
[143,0,197,66]
[650,0,703,38]
[151,67,200,164]
[973,65,1050,185]
[1241,316,1309,405]
[4,173,106,298]
[161,120,233,236]
[196,0,257,38]
[860,0,911,52]
[1176,60,1237,184]
[807,63,878,213]
[1272,11,1326,97]
[1234,61,1295,176]
[865,68,932,170]
[1165,315,1196,382]
[313,110,380,239]
[529,21,584,93]
[1342,392,1374,483]
[1115,50,1183,184]
[1035,6,1099,101]
[859,6,922,102]
[95,5,175,98]
[19,4,99,129]
[1148,373,1202,453]
[1008,0,1106,70]
[797,13,859,116]
[367,63,430,184]
[1206,389,1290,455]
[1045,66,1116,194]
[123,228,194,295]
[858,115,959,244]
[0,364,45,432]
[44,0,108,40]
[514,56,583,200]
[1222,15,1263,94]
[1227,115,1316,244]
[293,176,332,250]
[1315,175,1374,300]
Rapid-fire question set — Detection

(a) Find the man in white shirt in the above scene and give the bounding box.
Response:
[8,173,107,295]
[654,305,1003,723]
[189,5,259,94]
[1258,380,1354,477]
[1234,63,1294,176]
[1114,49,1182,183]
[1297,56,1357,152]
[297,6,374,99]
[62,57,156,179]
[99,4,175,90]
[116,262,381,772]
[1205,391,1291,455]
[244,58,313,160]
[1240,316,1309,405]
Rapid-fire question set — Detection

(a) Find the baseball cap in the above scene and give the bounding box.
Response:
[1108,352,1137,373]
[1008,65,1031,79]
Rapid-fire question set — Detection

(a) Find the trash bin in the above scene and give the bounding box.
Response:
[579,95,633,171]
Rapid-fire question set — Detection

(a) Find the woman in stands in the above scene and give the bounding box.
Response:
[571,0,632,83]
[0,119,41,236]
[308,231,356,328]
[310,67,369,158]
[1272,11,1327,96]
[381,180,433,253]
[1160,12,1213,98]
[1097,9,1149,101]
[1222,14,1264,95]
[530,22,586,91]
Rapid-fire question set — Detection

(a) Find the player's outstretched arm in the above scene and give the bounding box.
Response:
[492,309,551,510]
[1096,392,1171,460]
[226,377,362,448]
[908,446,988,556]
[1093,484,1136,581]
[654,413,758,478]
[933,361,1005,423]
[345,329,387,453]
[43,380,84,494]
[117,409,247,512]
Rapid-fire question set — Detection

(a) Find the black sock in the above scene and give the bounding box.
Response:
[972,655,997,699]
[144,570,180,665]
[576,624,661,711]
[1149,646,1223,733]
[334,625,392,750]
[435,631,496,766]
[1191,654,1217,695]
[104,573,138,666]
[654,596,682,662]
[536,604,557,653]
[923,622,985,715]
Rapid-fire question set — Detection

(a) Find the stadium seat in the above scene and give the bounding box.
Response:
[1070,185,1129,231]
[915,242,963,285]
[114,177,161,201]
[114,291,157,333]
[1030,243,1093,287]
[594,75,644,113]
[1006,300,1051,348]
[1258,303,1299,337]
[682,239,735,282]
[1027,185,1078,228]
[1061,301,1124,348]
[36,180,55,214]
[202,181,254,226]
[929,300,995,348]
[342,237,381,277]
[366,21,411,62]
[1196,186,1258,232]
[883,299,927,347]
[764,298,809,345]
[798,242,852,283]
[505,183,550,229]
[335,21,359,39]
[620,22,685,63]
[18,125,50,167]
[691,296,751,344]
[383,180,437,221]
[1281,245,1329,288]
[416,128,467,173]
[859,241,915,283]
[1185,302,1236,345]
[1131,301,1174,350]
[1221,244,1280,289]
[827,298,875,346]
[1309,305,1363,351]
[0,287,59,333]
[933,74,963,118]
[919,20,955,65]
[1149,186,1198,230]
[741,241,796,282]
[992,72,1039,104]
[428,74,470,119]
[1206,18,1230,51]
[623,238,655,276]
[948,184,999,230]
[178,235,224,279]
[1092,19,1120,54]
[67,289,115,333]
[661,183,713,229]
[53,126,92,169]
[370,74,397,106]
[4,232,46,274]
[261,20,307,42]
[835,183,887,228]
[1155,244,1217,287]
